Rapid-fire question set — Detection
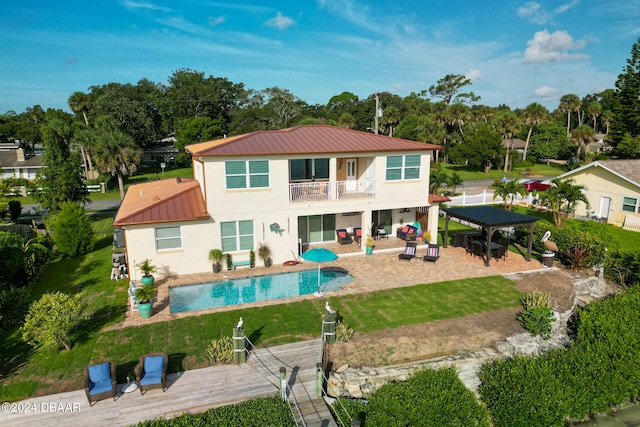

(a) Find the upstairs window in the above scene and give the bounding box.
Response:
[385,155,421,181]
[290,158,329,181]
[225,160,269,189]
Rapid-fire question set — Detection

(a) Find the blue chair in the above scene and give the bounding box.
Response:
[84,361,116,405]
[136,352,168,394]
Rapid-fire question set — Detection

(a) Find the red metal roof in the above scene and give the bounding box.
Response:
[113,177,208,226]
[186,125,441,157]
[428,194,451,204]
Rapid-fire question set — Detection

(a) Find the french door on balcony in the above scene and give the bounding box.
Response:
[298,214,336,245]
[346,158,357,191]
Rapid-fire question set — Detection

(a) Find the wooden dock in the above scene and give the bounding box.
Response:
[1,339,337,427]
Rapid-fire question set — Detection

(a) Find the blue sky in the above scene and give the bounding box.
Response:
[1,0,639,114]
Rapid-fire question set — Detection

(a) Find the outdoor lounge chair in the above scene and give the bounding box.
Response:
[398,241,417,261]
[136,352,168,394]
[353,227,362,244]
[396,224,417,241]
[336,229,352,244]
[84,360,116,405]
[422,244,440,262]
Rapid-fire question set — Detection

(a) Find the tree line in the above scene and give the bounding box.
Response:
[0,38,639,210]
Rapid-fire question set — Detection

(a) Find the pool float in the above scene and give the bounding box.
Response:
[283,260,300,266]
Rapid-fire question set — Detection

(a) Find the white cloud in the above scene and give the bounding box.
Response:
[523,29,588,63]
[533,85,561,101]
[466,68,481,82]
[208,16,226,27]
[517,0,579,25]
[119,0,170,12]
[266,12,295,30]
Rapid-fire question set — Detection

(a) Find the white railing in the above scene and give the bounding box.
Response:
[447,190,544,207]
[289,182,330,202]
[290,180,376,202]
[336,179,375,199]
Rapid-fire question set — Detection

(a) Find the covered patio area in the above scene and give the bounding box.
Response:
[442,206,540,267]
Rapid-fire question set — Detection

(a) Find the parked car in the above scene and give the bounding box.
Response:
[522,179,551,192]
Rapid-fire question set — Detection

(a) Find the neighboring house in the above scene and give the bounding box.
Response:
[556,159,640,229]
[113,125,442,278]
[0,146,43,180]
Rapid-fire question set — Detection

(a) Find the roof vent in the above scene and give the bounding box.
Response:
[176,177,182,184]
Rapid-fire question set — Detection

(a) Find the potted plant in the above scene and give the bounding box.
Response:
[249,249,255,268]
[258,242,272,267]
[365,236,374,256]
[423,231,431,244]
[225,253,233,271]
[208,249,224,273]
[137,259,156,286]
[134,284,156,319]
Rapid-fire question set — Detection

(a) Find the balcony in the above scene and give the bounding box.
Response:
[289,179,375,202]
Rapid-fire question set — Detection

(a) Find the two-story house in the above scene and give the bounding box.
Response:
[113,125,442,278]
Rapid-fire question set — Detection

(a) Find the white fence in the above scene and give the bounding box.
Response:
[447,190,540,207]
[623,215,640,232]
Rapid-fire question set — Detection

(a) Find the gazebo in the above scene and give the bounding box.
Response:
[441,206,540,267]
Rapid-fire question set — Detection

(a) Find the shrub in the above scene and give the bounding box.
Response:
[358,368,491,426]
[336,321,354,342]
[0,231,27,290]
[0,286,31,331]
[21,291,84,351]
[206,336,234,363]
[8,200,21,222]
[46,201,95,257]
[520,291,550,311]
[518,306,555,339]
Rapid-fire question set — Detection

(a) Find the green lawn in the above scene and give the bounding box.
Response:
[437,162,566,181]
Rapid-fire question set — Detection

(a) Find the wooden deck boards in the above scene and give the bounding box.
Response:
[1,339,337,427]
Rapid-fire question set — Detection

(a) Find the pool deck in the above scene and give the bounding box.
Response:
[118,238,545,328]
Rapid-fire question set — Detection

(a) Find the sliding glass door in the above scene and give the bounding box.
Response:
[298,214,336,244]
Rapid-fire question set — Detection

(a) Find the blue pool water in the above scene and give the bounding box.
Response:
[170,269,353,313]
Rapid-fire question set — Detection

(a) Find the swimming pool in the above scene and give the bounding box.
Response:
[169,269,353,313]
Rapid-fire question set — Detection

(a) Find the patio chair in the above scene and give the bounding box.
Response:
[499,238,510,258]
[336,229,352,245]
[492,244,508,262]
[84,361,116,405]
[422,244,440,262]
[136,352,168,394]
[398,241,417,261]
[396,224,417,241]
[353,227,362,244]
[472,240,484,258]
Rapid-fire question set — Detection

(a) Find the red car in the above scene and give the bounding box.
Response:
[522,180,551,192]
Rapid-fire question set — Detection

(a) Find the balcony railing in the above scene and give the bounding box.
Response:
[336,179,375,200]
[289,180,375,202]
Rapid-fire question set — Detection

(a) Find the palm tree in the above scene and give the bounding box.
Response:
[90,116,143,200]
[429,167,449,193]
[493,179,526,210]
[68,91,96,179]
[546,178,590,228]
[571,125,595,159]
[559,94,581,134]
[446,172,463,196]
[521,103,547,161]
[586,101,602,133]
[338,112,355,129]
[601,110,613,135]
[381,105,401,137]
[496,110,519,172]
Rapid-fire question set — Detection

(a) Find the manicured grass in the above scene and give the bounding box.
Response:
[437,162,566,181]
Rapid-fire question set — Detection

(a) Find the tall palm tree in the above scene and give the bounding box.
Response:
[521,102,548,161]
[91,117,143,200]
[586,101,602,133]
[381,105,400,137]
[68,91,96,179]
[496,110,519,172]
[446,172,463,196]
[559,94,581,134]
[601,110,613,135]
